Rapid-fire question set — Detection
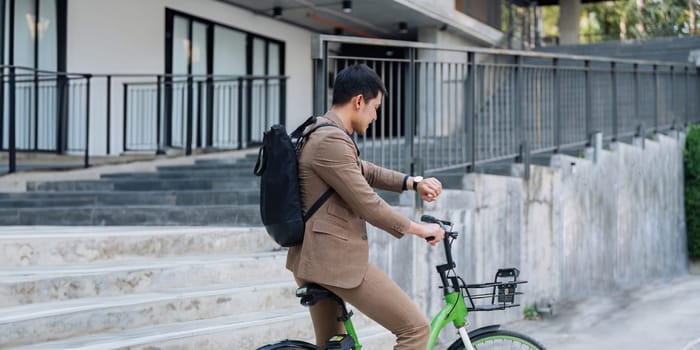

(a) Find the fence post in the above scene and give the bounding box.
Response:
[84,74,92,168]
[553,57,561,151]
[669,65,674,130]
[406,47,416,175]
[685,66,690,128]
[237,77,244,149]
[33,66,39,151]
[312,39,328,116]
[206,76,214,147]
[185,75,194,156]
[156,75,165,154]
[466,51,476,172]
[106,75,111,155]
[122,83,128,152]
[8,66,16,173]
[280,77,287,126]
[246,77,253,148]
[515,55,530,180]
[584,59,592,145]
[653,64,659,133]
[633,63,639,135]
[611,61,618,141]
[197,81,203,149]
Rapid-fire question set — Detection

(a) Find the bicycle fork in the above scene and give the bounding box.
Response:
[457,326,475,350]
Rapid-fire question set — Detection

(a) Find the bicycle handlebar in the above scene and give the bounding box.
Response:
[420,214,452,227]
[420,214,452,242]
[421,215,460,295]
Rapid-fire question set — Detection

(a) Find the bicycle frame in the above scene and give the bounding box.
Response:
[343,318,361,350]
[427,290,473,350]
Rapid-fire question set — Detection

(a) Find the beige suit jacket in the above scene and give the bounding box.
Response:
[286,112,411,289]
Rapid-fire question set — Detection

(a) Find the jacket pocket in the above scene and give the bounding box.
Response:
[311,219,349,241]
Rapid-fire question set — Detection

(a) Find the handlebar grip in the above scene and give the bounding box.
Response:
[421,214,452,226]
[421,214,439,224]
[425,236,435,242]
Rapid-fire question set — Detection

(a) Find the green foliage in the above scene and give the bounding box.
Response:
[542,6,560,38]
[687,125,700,260]
[523,305,542,320]
[543,0,700,43]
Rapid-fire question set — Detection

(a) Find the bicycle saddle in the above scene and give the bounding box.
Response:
[296,284,341,307]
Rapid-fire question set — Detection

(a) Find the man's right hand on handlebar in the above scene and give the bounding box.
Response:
[407,221,445,246]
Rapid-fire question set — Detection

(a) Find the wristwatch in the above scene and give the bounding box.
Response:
[412,176,424,191]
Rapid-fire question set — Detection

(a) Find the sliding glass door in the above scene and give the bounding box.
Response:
[2,0,65,152]
[165,9,284,150]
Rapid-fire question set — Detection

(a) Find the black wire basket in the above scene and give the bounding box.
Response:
[463,268,528,312]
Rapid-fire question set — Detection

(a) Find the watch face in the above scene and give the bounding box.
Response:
[413,176,423,190]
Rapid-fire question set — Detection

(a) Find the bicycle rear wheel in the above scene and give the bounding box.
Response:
[447,329,546,350]
[257,339,321,350]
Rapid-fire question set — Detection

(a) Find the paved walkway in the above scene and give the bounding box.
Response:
[505,271,700,350]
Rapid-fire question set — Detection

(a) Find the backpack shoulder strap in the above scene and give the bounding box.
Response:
[303,188,335,222]
[299,123,339,222]
[290,116,318,139]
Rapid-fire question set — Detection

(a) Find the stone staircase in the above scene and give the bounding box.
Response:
[0,226,394,349]
[0,153,412,226]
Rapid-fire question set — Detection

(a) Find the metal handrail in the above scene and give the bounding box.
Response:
[2,68,288,174]
[314,35,696,68]
[313,35,700,179]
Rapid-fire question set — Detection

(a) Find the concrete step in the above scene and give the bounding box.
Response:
[100,169,257,179]
[194,157,258,166]
[0,190,260,207]
[156,163,257,172]
[26,178,260,192]
[5,308,392,350]
[0,280,298,347]
[0,204,262,225]
[0,252,288,306]
[0,226,278,267]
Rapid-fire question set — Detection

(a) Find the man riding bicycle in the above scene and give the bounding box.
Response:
[286,63,446,350]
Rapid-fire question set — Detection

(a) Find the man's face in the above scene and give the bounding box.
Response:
[351,92,382,135]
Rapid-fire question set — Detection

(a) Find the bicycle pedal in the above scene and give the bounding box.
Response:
[326,334,355,350]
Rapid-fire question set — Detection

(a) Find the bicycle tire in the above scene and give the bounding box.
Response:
[447,329,546,350]
[256,339,321,350]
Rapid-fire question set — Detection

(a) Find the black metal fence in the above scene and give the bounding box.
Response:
[122,75,286,154]
[313,35,700,177]
[1,65,92,173]
[1,68,286,174]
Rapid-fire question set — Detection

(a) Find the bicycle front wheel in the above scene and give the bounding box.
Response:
[447,329,546,350]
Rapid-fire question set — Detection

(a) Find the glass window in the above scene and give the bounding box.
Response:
[252,38,265,75]
[172,16,188,75]
[213,26,246,76]
[13,0,35,66]
[38,0,56,70]
[268,42,280,76]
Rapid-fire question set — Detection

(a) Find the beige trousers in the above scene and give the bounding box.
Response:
[295,264,431,350]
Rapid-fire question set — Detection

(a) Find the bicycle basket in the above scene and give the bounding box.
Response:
[463,267,528,312]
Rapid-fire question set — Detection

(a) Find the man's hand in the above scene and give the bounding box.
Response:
[416,177,442,202]
[406,221,445,246]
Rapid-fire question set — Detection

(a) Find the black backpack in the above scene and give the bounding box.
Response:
[253,116,337,247]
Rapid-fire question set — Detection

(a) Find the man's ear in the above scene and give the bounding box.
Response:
[353,94,364,110]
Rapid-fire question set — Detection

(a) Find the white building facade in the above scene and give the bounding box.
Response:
[2,0,505,157]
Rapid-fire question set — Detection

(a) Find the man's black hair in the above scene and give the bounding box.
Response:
[331,64,387,106]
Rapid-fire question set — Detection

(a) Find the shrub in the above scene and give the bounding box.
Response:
[686,125,700,259]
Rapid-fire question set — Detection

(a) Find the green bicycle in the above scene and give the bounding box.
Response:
[258,215,545,350]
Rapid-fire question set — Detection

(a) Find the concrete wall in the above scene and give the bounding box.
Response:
[367,132,686,340]
[66,0,314,155]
